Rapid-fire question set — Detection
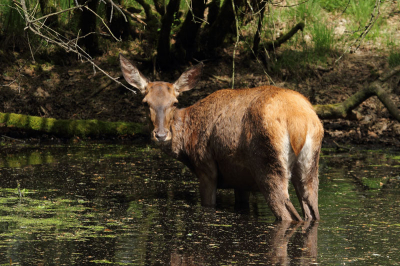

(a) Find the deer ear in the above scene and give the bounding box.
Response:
[173,62,203,95]
[119,54,149,94]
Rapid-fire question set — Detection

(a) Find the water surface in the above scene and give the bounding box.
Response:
[0,143,399,265]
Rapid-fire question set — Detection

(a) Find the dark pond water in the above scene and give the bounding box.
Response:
[0,143,400,265]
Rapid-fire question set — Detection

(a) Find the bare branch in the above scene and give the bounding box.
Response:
[83,5,121,41]
[271,0,311,8]
[379,65,400,82]
[336,0,381,63]
[264,21,305,51]
[231,0,240,88]
[29,4,86,23]
[102,0,127,22]
[109,2,147,25]
[1,65,24,93]
[351,0,381,53]
[17,0,137,94]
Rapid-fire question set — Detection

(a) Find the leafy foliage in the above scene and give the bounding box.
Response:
[0,0,396,71]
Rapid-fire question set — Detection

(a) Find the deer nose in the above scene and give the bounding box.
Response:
[155,130,168,141]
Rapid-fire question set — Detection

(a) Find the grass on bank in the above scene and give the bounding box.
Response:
[254,0,397,71]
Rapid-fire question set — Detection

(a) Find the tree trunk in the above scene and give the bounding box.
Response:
[206,0,220,27]
[156,0,181,69]
[135,0,158,23]
[38,0,59,27]
[153,0,166,16]
[174,0,207,61]
[78,0,100,56]
[105,0,133,41]
[252,2,266,54]
[203,0,243,54]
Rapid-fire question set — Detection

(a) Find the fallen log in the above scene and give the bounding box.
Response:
[314,65,400,122]
[0,112,145,138]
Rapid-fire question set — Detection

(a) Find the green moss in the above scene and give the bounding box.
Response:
[361,177,387,189]
[389,155,400,161]
[0,111,145,138]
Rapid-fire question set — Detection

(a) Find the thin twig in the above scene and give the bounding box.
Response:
[1,79,18,87]
[83,6,121,41]
[110,1,114,22]
[1,65,25,93]
[1,135,25,143]
[271,0,311,8]
[110,2,146,25]
[236,2,275,85]
[74,0,82,10]
[29,5,86,23]
[183,0,208,24]
[26,31,36,62]
[336,0,381,63]
[333,140,353,151]
[379,64,400,82]
[340,0,351,15]
[18,0,136,94]
[103,0,127,22]
[351,0,381,53]
[231,0,240,89]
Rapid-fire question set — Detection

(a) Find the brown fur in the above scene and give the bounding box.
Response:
[120,56,324,221]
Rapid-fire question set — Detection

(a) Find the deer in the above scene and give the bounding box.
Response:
[119,54,324,221]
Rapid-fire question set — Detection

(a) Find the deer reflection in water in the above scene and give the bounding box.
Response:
[169,221,318,265]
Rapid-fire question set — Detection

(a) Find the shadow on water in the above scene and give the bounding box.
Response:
[0,144,399,265]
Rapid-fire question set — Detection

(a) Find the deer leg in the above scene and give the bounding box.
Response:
[199,178,217,206]
[196,162,218,207]
[291,152,320,221]
[291,174,319,221]
[257,172,303,221]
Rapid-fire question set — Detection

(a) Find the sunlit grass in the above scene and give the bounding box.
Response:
[312,21,336,56]
[318,0,351,12]
[256,0,395,71]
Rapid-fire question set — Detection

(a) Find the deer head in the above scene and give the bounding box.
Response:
[119,54,203,142]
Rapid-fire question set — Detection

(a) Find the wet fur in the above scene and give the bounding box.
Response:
[120,55,324,221]
[171,86,323,221]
